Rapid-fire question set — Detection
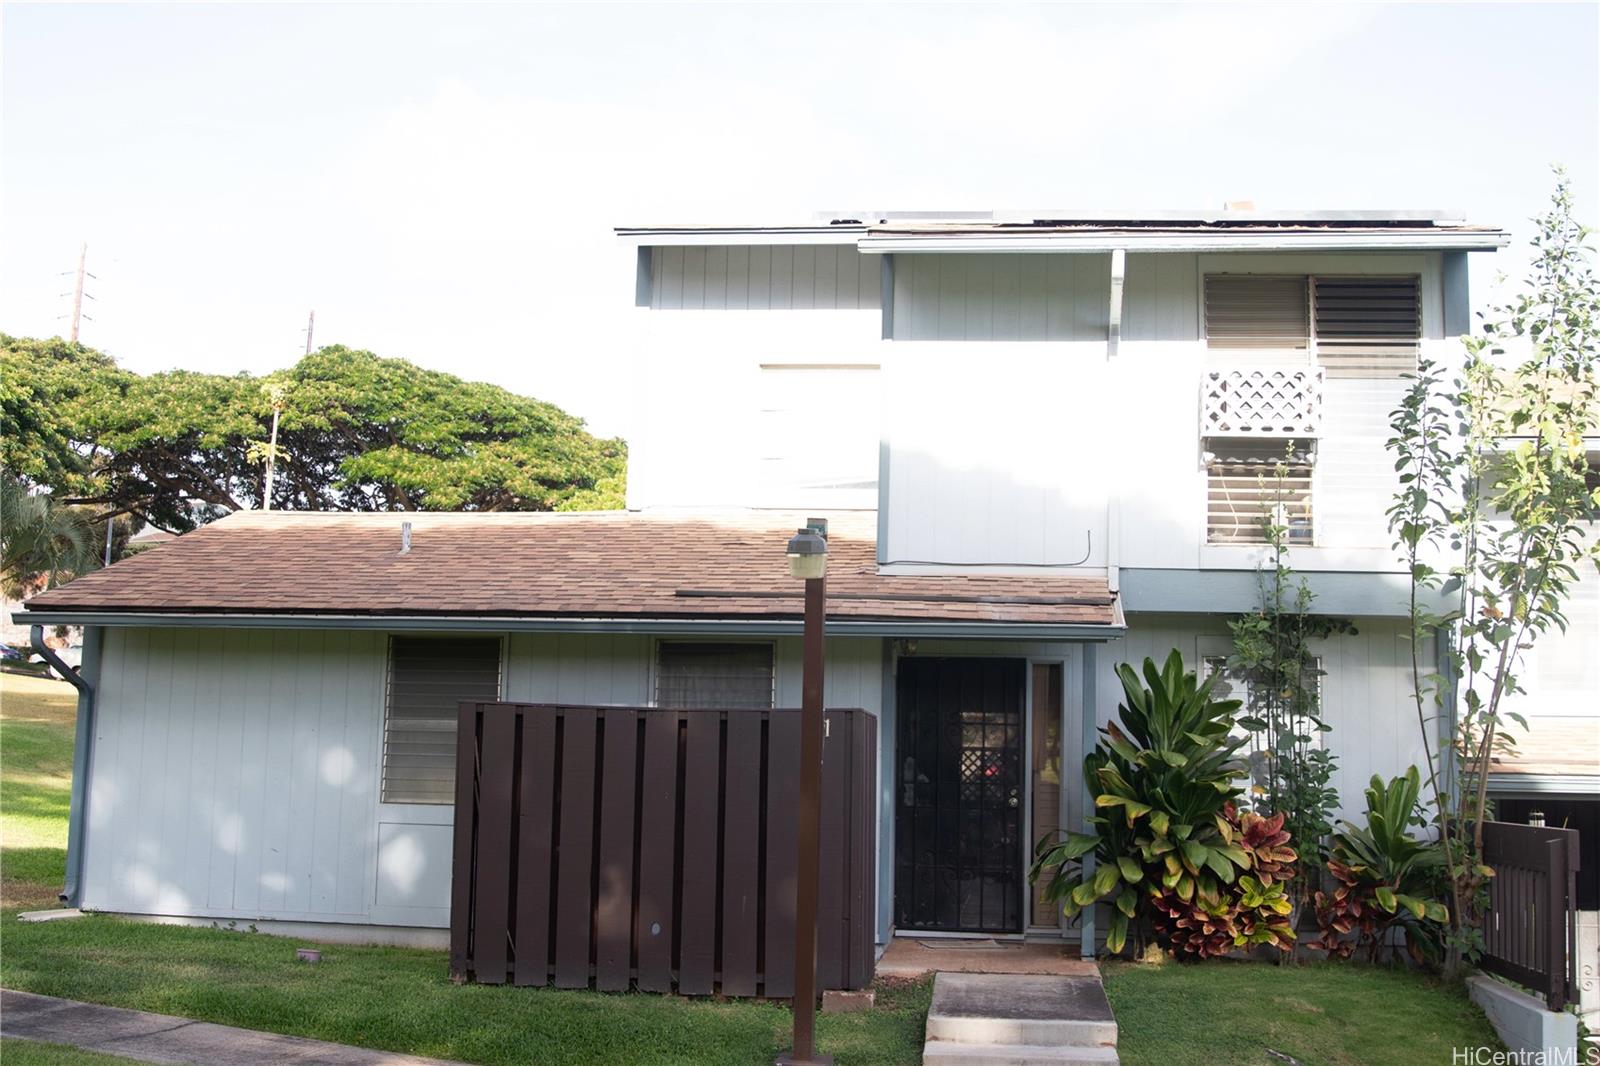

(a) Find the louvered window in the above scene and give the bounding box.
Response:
[656,642,775,709]
[1206,441,1314,545]
[381,636,502,804]
[1312,277,1421,378]
[1205,276,1310,352]
[1204,274,1421,378]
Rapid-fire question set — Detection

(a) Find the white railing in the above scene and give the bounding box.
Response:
[1201,367,1324,437]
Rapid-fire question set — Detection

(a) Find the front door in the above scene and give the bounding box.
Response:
[894,657,1025,933]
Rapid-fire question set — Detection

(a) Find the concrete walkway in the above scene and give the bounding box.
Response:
[0,989,469,1065]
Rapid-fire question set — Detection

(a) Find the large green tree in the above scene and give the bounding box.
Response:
[0,336,626,532]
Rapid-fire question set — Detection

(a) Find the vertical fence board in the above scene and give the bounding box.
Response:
[763,711,800,997]
[817,713,847,990]
[678,713,720,994]
[595,709,639,990]
[513,710,557,986]
[555,709,598,987]
[720,711,762,996]
[636,711,679,992]
[448,704,481,980]
[451,704,875,997]
[472,709,518,983]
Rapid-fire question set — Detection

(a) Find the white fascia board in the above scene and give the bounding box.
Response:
[858,232,1510,254]
[615,227,866,247]
[12,610,1125,642]
[1487,773,1600,796]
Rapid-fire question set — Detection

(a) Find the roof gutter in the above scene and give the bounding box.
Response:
[14,609,1125,642]
[615,226,866,247]
[31,624,100,907]
[858,232,1511,254]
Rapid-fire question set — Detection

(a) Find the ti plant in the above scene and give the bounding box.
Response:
[1307,767,1453,963]
[1031,651,1301,958]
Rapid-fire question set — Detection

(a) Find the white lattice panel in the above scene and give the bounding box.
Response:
[1201,367,1324,437]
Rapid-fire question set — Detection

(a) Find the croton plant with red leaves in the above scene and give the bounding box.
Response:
[1146,803,1301,960]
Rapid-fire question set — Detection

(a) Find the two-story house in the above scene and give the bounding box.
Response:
[27,209,1592,974]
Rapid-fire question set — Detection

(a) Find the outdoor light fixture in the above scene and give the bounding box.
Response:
[786,522,828,580]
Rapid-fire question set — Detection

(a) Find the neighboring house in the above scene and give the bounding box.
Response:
[23,209,1593,970]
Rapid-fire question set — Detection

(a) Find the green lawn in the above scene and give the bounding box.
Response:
[1103,957,1504,1066]
[0,672,77,910]
[0,913,931,1065]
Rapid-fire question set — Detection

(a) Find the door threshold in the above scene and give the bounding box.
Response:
[894,930,1027,942]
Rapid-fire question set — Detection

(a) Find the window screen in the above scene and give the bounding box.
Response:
[655,642,775,709]
[1207,442,1314,546]
[381,636,502,804]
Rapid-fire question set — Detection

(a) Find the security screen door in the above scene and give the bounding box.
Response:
[894,657,1025,933]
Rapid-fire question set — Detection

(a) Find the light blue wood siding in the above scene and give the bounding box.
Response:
[83,628,385,922]
[651,245,880,310]
[82,628,883,930]
[890,254,1110,341]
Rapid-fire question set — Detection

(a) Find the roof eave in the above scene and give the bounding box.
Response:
[15,609,1124,642]
[615,226,866,246]
[857,231,1511,254]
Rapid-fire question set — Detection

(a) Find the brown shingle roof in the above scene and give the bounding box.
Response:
[25,510,1118,629]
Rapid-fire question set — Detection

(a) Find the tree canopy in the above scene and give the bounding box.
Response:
[0,336,626,534]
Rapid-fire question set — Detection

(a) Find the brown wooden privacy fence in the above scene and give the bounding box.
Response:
[449,702,876,996]
[1480,820,1581,1011]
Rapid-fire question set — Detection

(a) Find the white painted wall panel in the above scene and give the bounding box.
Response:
[882,343,1111,567]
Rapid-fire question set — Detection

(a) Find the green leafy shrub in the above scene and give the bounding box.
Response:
[1030,651,1299,959]
[1307,767,1453,962]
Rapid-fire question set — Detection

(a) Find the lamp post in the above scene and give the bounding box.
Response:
[778,518,830,1066]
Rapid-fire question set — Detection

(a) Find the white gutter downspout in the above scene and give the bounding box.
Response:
[31,623,100,906]
[1105,249,1126,594]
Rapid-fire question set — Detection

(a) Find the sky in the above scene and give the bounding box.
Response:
[3,2,1597,439]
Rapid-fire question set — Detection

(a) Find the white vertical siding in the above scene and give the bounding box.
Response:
[891,254,1110,341]
[84,627,385,922]
[651,245,879,310]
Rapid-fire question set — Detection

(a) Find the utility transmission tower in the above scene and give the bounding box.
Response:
[60,242,96,341]
[303,310,315,355]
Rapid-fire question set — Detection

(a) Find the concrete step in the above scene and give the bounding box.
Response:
[923,1041,1120,1066]
[925,973,1118,1048]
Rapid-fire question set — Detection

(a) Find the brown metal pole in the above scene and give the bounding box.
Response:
[780,573,829,1065]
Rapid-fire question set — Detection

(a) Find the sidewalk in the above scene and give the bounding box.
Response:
[1,989,470,1065]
